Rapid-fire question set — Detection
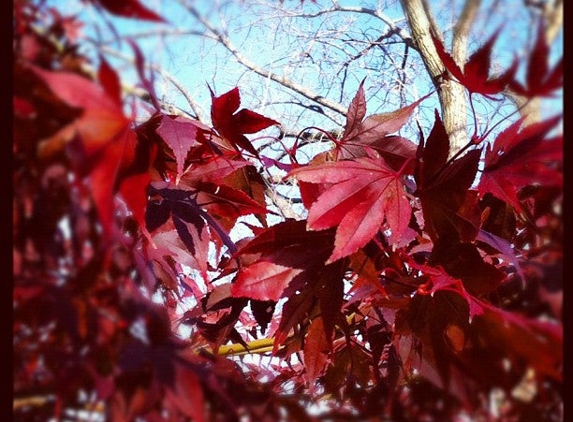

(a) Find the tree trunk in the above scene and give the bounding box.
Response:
[400,0,479,158]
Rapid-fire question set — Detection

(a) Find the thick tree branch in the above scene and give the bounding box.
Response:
[452,0,481,65]
[400,0,470,156]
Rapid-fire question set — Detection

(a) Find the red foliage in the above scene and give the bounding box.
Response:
[13,2,562,421]
[432,29,518,97]
[89,0,166,22]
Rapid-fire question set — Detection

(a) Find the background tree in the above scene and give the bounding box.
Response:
[14,0,562,421]
[86,0,561,150]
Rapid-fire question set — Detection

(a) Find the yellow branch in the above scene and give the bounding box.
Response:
[204,337,278,356]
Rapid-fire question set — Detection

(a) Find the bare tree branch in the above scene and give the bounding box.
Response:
[273,4,414,47]
[179,1,349,117]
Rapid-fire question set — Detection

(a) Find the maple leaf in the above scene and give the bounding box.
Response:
[413,262,484,322]
[415,111,482,242]
[303,317,331,387]
[334,80,426,171]
[509,20,563,98]
[138,227,209,294]
[181,284,248,349]
[249,300,276,334]
[476,229,525,283]
[30,64,130,159]
[165,359,205,422]
[210,87,279,157]
[230,220,346,345]
[290,156,412,263]
[97,56,122,105]
[155,115,201,185]
[177,157,268,227]
[182,157,253,185]
[432,30,517,97]
[145,184,237,258]
[27,61,155,241]
[478,116,562,211]
[119,172,152,235]
[469,301,563,382]
[427,241,506,296]
[88,127,139,241]
[195,182,269,223]
[90,0,165,22]
[231,220,337,301]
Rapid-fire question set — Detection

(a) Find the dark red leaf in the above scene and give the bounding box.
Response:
[472,301,563,381]
[233,108,280,134]
[14,96,36,118]
[93,0,166,22]
[249,300,275,334]
[413,262,484,322]
[432,30,517,97]
[336,85,429,163]
[274,286,315,351]
[210,87,279,157]
[342,78,367,140]
[510,20,563,98]
[119,172,151,233]
[89,127,138,241]
[196,182,268,220]
[231,220,336,301]
[97,56,122,105]
[476,229,525,282]
[317,267,345,343]
[229,220,344,349]
[303,317,331,387]
[478,116,562,211]
[415,117,482,243]
[128,39,162,111]
[415,110,450,190]
[165,360,205,422]
[429,241,506,295]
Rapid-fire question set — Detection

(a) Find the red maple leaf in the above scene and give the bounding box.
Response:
[413,262,484,322]
[90,0,165,22]
[290,155,412,263]
[231,220,337,302]
[478,116,562,211]
[30,61,143,240]
[470,301,563,382]
[231,220,345,345]
[165,359,205,422]
[334,80,426,172]
[210,87,279,157]
[155,115,202,185]
[509,20,562,98]
[303,317,331,387]
[432,30,517,97]
[414,111,482,242]
[31,63,130,159]
[181,157,253,186]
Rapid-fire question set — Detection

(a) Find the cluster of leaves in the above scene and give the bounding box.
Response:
[14,1,562,421]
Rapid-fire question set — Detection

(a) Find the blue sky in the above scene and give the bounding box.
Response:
[47,0,562,143]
